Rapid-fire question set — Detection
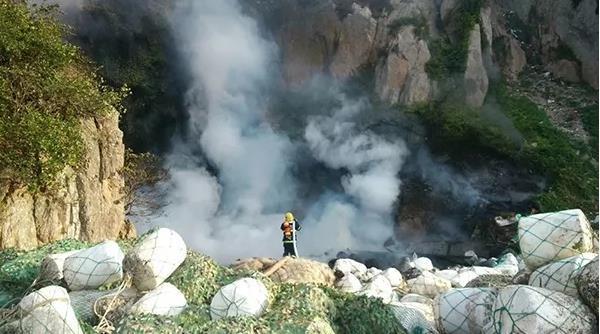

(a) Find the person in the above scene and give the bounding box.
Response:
[281,212,301,257]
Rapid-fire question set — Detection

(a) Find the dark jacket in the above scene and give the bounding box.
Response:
[281,219,301,242]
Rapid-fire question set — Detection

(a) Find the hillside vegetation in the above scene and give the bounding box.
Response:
[0,0,126,191]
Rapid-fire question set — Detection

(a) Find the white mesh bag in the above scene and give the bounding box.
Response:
[124,228,187,291]
[518,209,594,270]
[63,240,124,291]
[210,278,269,320]
[491,285,596,333]
[358,274,394,303]
[129,283,187,316]
[529,253,596,297]
[39,250,80,282]
[18,286,83,334]
[434,287,497,333]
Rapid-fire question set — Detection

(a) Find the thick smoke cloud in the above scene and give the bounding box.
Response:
[301,93,408,255]
[142,0,408,263]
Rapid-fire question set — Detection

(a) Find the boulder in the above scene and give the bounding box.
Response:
[518,209,594,270]
[382,268,404,288]
[464,266,502,276]
[333,258,367,278]
[408,271,452,298]
[464,24,489,107]
[529,253,596,297]
[511,269,531,285]
[124,228,187,291]
[63,240,124,291]
[575,256,599,314]
[494,253,520,276]
[390,301,439,334]
[413,257,434,272]
[39,250,80,282]
[210,278,269,320]
[129,283,187,317]
[434,288,497,333]
[491,285,597,333]
[335,272,362,293]
[269,258,335,286]
[401,293,434,306]
[358,275,395,303]
[362,267,382,281]
[435,269,479,288]
[18,286,82,334]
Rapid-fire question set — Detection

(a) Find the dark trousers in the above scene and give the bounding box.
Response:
[283,242,296,256]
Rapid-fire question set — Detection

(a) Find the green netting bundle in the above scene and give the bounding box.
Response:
[0,239,90,307]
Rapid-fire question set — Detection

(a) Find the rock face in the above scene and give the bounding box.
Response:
[533,0,599,89]
[375,26,432,105]
[0,111,131,250]
[330,4,378,79]
[277,2,339,86]
[464,24,489,107]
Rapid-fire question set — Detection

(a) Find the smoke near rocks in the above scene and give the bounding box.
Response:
[301,94,409,255]
[137,0,410,263]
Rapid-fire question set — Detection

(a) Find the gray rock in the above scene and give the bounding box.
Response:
[546,59,581,83]
[534,0,598,89]
[576,256,599,314]
[375,26,432,105]
[330,4,377,79]
[464,24,489,107]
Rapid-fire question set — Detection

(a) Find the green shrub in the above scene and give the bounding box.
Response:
[580,104,598,154]
[166,251,247,306]
[425,0,483,79]
[0,0,126,191]
[493,85,598,213]
[411,83,598,215]
[325,288,405,334]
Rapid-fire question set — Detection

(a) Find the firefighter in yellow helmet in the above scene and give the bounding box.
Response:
[281,212,301,257]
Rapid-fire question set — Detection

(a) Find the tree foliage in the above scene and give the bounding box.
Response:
[0,0,127,191]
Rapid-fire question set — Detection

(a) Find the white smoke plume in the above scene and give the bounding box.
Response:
[143,0,408,263]
[143,0,293,263]
[300,95,408,255]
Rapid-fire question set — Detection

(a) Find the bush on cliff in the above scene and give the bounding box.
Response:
[0,0,127,191]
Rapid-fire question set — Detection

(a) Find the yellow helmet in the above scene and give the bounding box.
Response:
[285,212,294,222]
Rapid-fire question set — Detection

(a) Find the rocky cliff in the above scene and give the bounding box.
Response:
[0,111,133,250]
[265,0,598,106]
